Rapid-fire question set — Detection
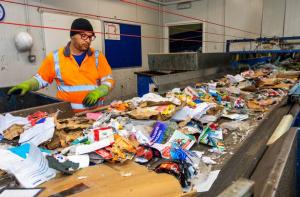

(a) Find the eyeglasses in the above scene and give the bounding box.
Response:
[80,33,96,41]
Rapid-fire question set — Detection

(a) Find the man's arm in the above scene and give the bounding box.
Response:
[82,52,114,107]
[8,53,56,95]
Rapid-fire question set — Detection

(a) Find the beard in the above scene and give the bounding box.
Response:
[74,41,90,52]
[79,43,90,51]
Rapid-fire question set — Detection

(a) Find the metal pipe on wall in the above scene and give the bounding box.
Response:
[144,0,201,6]
[283,0,287,36]
[24,0,30,32]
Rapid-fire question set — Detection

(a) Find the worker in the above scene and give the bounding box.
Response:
[8,18,115,112]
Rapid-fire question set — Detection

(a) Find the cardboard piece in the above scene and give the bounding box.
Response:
[40,161,183,197]
[258,98,275,106]
[3,125,24,140]
[270,83,293,90]
[254,70,268,77]
[247,101,266,112]
[276,71,300,79]
[45,130,83,150]
[258,78,278,86]
[128,105,178,121]
[128,107,159,120]
[56,117,93,130]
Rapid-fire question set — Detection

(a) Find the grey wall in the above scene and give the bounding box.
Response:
[262,0,300,37]
[162,0,300,52]
[0,0,161,103]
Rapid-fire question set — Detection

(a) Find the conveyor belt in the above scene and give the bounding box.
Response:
[200,98,298,196]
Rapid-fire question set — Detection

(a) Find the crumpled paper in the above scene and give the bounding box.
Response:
[128,105,178,121]
[128,93,181,108]
[0,114,29,134]
[19,117,55,146]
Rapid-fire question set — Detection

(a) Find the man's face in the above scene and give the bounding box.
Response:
[71,31,95,51]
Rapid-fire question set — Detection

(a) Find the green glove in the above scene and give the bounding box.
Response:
[83,85,109,107]
[8,77,40,96]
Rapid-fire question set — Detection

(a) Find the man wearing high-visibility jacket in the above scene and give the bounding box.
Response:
[8,18,115,112]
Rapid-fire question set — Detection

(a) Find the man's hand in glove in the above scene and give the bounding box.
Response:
[83,84,109,107]
[8,78,40,96]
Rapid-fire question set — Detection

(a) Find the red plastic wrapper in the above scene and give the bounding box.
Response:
[136,146,153,161]
[209,123,219,130]
[27,111,48,126]
[155,161,191,187]
[95,147,113,160]
[156,161,180,174]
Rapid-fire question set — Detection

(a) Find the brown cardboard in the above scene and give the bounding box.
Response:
[40,161,183,197]
[3,124,24,140]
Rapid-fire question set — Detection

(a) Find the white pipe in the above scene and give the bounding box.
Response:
[267,114,294,145]
[24,0,30,32]
[144,0,201,6]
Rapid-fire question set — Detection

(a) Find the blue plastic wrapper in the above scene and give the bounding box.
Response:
[209,89,222,104]
[170,143,188,161]
[150,122,167,144]
[194,99,202,104]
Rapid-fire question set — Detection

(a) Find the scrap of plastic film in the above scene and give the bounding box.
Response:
[218,91,230,101]
[200,94,216,103]
[136,145,154,161]
[234,97,245,108]
[111,146,127,162]
[215,141,225,152]
[110,100,129,112]
[114,134,136,153]
[184,86,198,99]
[176,94,196,108]
[111,134,136,162]
[27,111,48,126]
[161,105,175,115]
[155,160,193,188]
[198,125,225,150]
[95,147,113,160]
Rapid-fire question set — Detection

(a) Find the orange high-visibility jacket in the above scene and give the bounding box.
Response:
[33,42,115,111]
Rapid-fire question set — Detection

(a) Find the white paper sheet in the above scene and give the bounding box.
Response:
[19,117,55,146]
[222,114,249,121]
[227,74,245,83]
[0,143,56,188]
[67,155,90,168]
[129,93,181,107]
[196,170,220,192]
[0,114,29,134]
[0,188,42,197]
[208,82,217,90]
[199,115,218,123]
[202,156,217,165]
[71,138,112,155]
[172,103,213,121]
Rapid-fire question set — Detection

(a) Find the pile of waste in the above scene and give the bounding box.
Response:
[0,65,299,193]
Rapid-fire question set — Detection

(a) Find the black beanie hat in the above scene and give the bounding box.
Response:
[70,18,94,37]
